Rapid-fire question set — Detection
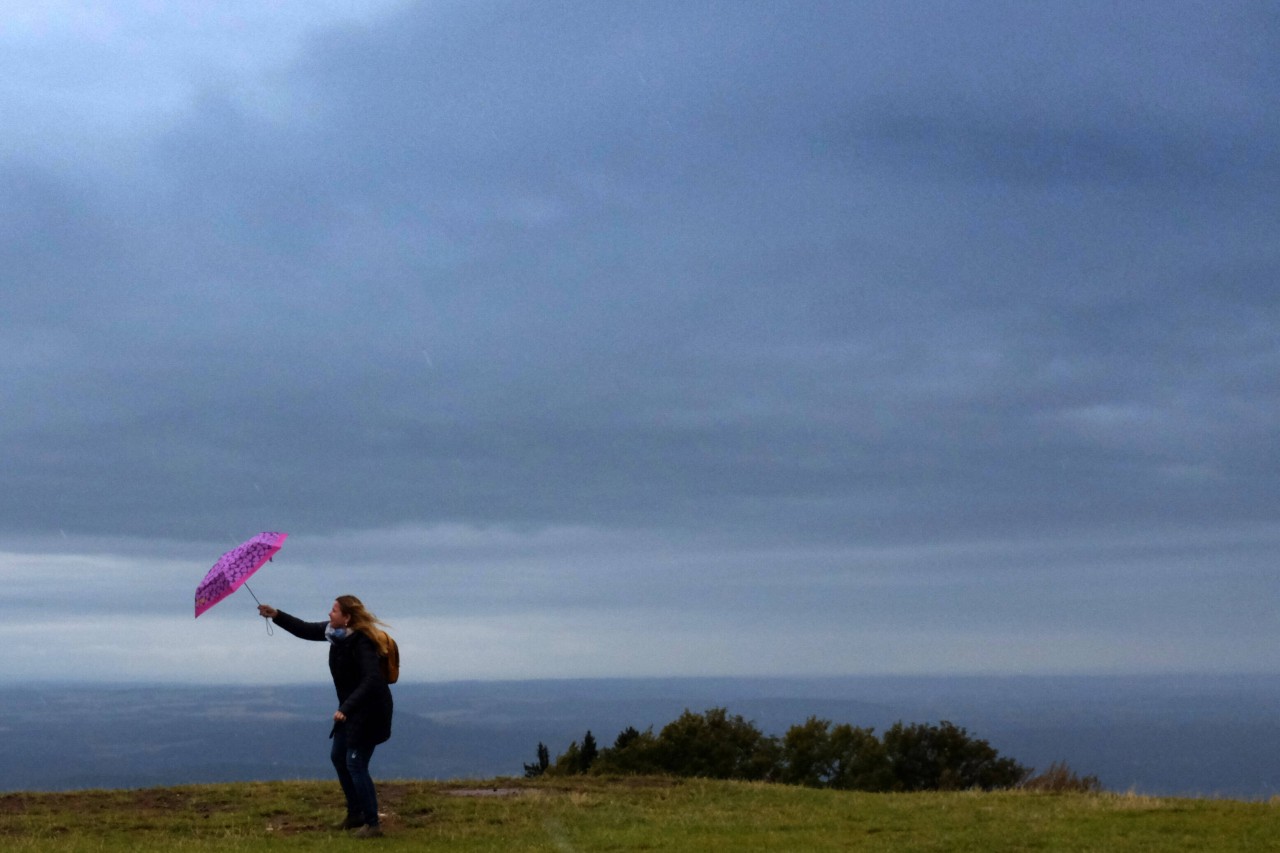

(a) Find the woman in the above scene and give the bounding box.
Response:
[258,596,394,838]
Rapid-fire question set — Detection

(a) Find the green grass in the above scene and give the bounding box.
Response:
[2,777,1278,851]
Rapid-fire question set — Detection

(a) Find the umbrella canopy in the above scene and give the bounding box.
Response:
[194,531,288,618]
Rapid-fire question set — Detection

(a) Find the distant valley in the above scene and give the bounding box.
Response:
[6,675,1279,798]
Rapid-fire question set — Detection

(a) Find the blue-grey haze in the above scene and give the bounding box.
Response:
[6,676,1280,799]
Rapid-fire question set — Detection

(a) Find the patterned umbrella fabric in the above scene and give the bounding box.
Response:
[194,531,288,617]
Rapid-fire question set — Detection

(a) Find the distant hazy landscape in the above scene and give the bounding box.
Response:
[7,675,1279,798]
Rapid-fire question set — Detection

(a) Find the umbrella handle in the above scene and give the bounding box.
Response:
[243,582,273,636]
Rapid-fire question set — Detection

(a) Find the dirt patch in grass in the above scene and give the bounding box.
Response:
[0,794,37,815]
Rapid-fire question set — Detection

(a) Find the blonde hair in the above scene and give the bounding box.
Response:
[336,594,392,656]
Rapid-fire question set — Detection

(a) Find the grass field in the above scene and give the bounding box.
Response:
[2,776,1278,851]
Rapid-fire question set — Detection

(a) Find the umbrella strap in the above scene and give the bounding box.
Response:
[243,582,273,636]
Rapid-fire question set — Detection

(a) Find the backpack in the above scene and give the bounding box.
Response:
[379,632,400,684]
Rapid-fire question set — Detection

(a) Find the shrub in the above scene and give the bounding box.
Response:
[547,740,583,777]
[523,742,550,778]
[545,730,601,776]
[537,709,1040,793]
[827,722,894,791]
[779,717,889,790]
[592,726,664,775]
[882,720,1029,791]
[1021,762,1103,793]
[779,716,837,787]
[649,708,780,781]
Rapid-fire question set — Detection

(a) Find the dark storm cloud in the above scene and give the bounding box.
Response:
[2,0,1276,551]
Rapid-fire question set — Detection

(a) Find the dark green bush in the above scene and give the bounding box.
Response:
[882,720,1029,791]
[649,708,780,781]
[538,708,1041,793]
[778,717,893,791]
[591,726,663,775]
[522,741,550,778]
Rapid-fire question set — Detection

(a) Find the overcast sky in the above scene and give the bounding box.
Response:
[2,1,1277,683]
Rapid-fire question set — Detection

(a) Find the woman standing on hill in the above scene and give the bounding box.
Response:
[257,596,394,839]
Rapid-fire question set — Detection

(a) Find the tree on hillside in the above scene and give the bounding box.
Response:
[547,730,601,776]
[779,717,890,790]
[523,741,550,778]
[778,716,834,787]
[530,709,1035,793]
[882,720,1028,791]
[581,730,599,772]
[826,722,893,791]
[550,740,582,776]
[591,726,662,775]
[650,708,780,781]
[613,726,642,751]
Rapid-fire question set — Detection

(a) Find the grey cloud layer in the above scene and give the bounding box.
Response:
[3,1,1275,550]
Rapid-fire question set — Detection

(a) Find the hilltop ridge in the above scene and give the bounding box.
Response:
[3,776,1279,851]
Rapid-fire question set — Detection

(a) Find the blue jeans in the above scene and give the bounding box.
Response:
[330,726,379,827]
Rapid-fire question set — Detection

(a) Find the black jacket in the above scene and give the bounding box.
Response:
[272,610,394,748]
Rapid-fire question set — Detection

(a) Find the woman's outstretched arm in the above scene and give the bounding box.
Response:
[260,605,327,641]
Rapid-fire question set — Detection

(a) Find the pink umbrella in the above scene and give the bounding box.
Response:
[194,531,288,618]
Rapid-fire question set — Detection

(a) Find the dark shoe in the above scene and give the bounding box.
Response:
[353,824,384,839]
[336,814,365,830]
